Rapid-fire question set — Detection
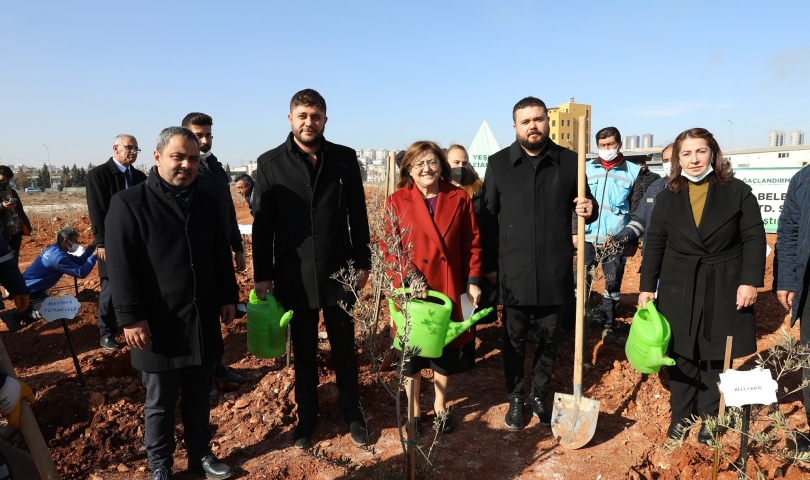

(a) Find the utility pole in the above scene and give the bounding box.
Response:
[42,144,51,163]
[727,120,732,151]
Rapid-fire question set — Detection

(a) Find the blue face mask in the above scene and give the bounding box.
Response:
[680,155,714,182]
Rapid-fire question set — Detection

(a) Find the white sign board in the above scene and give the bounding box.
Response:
[717,368,778,407]
[735,167,801,234]
[238,224,253,235]
[468,121,501,179]
[38,295,80,322]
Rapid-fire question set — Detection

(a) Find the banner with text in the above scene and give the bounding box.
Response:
[735,167,801,233]
[468,121,501,178]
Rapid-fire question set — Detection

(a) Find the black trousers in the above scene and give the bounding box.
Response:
[801,294,810,426]
[668,344,724,424]
[579,242,626,326]
[142,362,216,471]
[97,277,118,339]
[290,306,362,426]
[6,233,21,261]
[502,305,564,400]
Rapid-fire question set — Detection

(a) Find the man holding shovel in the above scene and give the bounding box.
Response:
[482,96,597,430]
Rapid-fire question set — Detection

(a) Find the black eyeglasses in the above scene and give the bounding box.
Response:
[115,145,141,152]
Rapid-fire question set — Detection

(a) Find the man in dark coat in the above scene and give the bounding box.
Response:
[482,96,597,431]
[252,89,371,449]
[181,112,245,396]
[235,173,254,216]
[86,134,147,351]
[0,165,33,261]
[106,127,238,480]
[629,157,661,215]
[775,163,810,455]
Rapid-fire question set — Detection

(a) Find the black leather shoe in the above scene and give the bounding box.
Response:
[436,413,454,434]
[188,454,233,479]
[0,310,21,332]
[149,467,172,480]
[698,423,714,446]
[293,422,315,449]
[349,420,369,446]
[666,420,691,441]
[797,433,810,461]
[100,336,121,352]
[504,397,524,430]
[215,365,244,384]
[529,395,552,427]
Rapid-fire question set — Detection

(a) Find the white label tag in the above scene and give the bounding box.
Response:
[38,295,81,322]
[718,368,778,407]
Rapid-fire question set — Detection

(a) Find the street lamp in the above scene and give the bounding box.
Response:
[727,120,732,151]
[42,144,51,163]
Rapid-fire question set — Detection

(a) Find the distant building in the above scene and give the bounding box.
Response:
[789,130,805,146]
[375,149,388,162]
[724,145,810,168]
[769,130,785,147]
[641,134,653,148]
[548,98,591,153]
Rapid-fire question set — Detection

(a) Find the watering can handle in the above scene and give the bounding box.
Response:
[391,288,452,309]
[645,300,663,339]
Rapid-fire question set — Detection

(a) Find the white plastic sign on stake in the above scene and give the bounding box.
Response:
[238,224,253,235]
[717,368,778,407]
[38,295,80,322]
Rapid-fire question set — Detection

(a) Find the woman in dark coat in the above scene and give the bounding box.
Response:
[639,128,765,443]
[385,141,483,434]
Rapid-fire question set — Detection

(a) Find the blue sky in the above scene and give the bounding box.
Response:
[1,0,808,168]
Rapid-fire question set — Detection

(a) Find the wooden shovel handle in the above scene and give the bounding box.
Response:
[0,336,60,479]
[574,116,587,392]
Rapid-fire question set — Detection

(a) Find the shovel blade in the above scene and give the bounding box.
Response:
[551,392,600,449]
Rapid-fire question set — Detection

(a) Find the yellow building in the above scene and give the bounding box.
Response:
[548,98,591,154]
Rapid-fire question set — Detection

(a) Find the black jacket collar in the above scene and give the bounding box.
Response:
[106,157,127,176]
[509,139,559,166]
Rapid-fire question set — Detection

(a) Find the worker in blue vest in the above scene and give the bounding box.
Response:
[580,127,641,345]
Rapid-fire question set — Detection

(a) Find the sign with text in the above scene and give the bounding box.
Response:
[468,121,501,178]
[717,368,778,407]
[736,167,801,234]
[238,224,253,235]
[38,295,80,322]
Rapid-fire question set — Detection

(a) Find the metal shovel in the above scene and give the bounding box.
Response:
[551,116,600,449]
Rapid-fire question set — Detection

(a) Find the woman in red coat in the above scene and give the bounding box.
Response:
[385,140,483,434]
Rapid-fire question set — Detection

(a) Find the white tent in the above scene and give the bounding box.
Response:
[468,121,501,178]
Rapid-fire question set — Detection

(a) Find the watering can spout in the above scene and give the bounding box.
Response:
[279,310,294,329]
[444,307,494,346]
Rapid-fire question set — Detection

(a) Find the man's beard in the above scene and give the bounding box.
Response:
[517,133,548,151]
[292,128,324,148]
[199,144,211,153]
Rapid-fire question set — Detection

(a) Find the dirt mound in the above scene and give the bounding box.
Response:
[1,190,808,479]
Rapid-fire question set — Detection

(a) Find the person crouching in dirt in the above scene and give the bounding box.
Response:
[0,228,96,330]
[639,128,764,445]
[774,161,810,457]
[105,127,238,480]
[384,140,483,435]
[0,236,30,333]
[446,144,495,373]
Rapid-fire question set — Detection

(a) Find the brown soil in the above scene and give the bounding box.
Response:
[2,190,807,479]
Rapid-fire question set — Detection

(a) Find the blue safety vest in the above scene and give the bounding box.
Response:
[584,157,640,244]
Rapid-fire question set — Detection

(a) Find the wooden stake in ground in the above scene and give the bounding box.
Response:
[712,336,734,480]
[0,336,60,479]
[550,116,600,449]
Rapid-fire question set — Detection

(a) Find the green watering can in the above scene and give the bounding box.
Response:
[388,288,493,358]
[246,289,294,359]
[625,300,676,373]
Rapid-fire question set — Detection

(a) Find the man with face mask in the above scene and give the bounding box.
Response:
[0,166,32,261]
[614,144,673,255]
[446,144,495,372]
[481,96,597,431]
[252,89,371,449]
[580,127,641,345]
[9,228,97,326]
[629,158,661,216]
